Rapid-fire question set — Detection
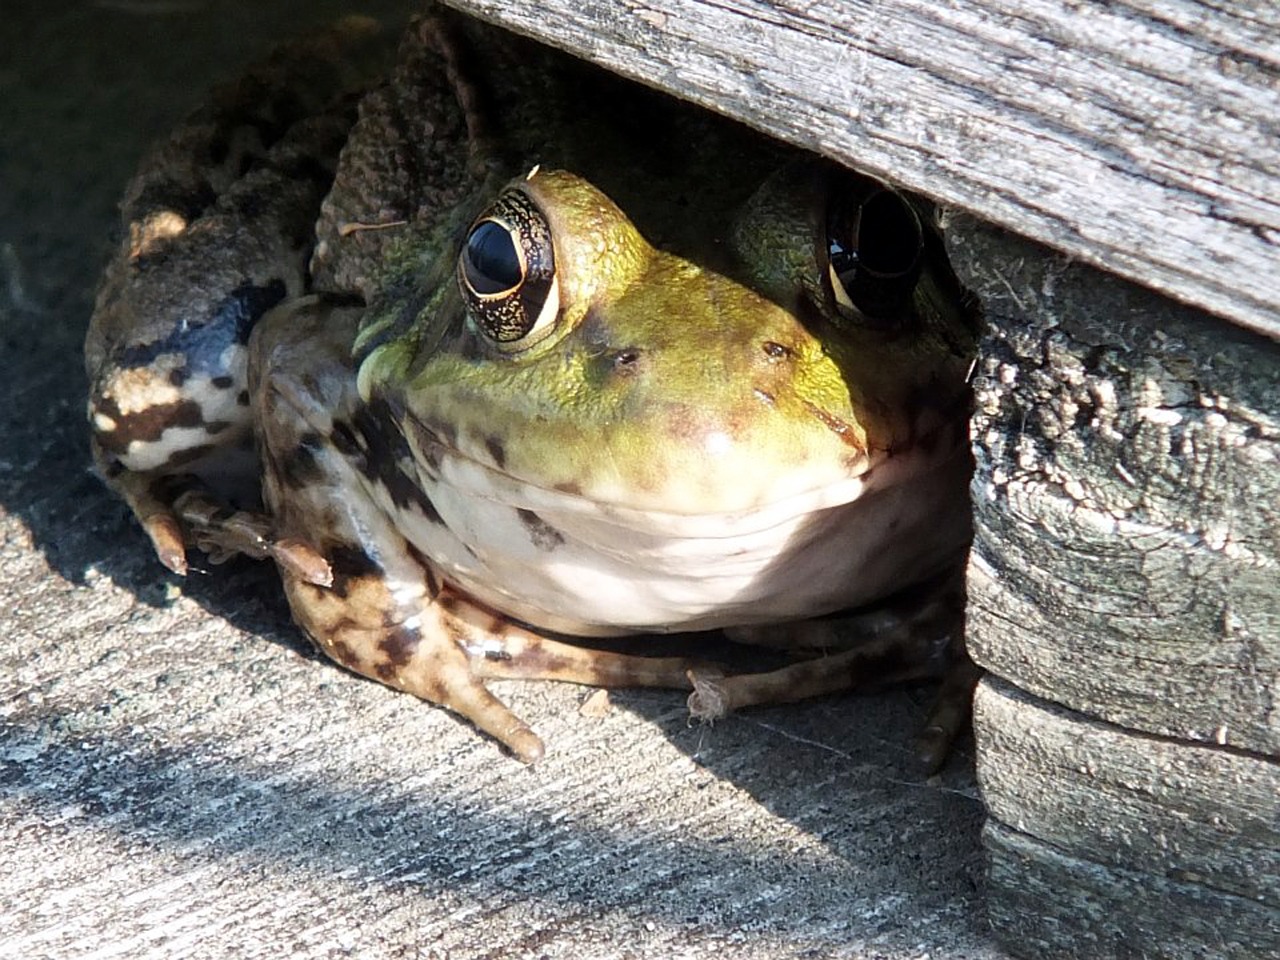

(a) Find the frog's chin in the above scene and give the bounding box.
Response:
[374,437,971,636]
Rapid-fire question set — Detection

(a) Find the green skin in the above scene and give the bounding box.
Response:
[86,9,980,763]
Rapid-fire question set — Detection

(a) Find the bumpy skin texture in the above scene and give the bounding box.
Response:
[86,6,980,765]
[85,17,390,578]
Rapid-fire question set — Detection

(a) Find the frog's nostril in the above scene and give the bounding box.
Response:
[611,348,642,373]
[761,341,793,362]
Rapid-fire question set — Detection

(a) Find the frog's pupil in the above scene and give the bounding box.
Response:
[827,185,923,324]
[857,191,920,278]
[465,221,523,295]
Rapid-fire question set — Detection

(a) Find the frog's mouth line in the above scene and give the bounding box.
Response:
[801,399,865,449]
[400,411,967,543]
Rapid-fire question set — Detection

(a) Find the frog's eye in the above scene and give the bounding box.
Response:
[824,181,923,327]
[458,190,560,347]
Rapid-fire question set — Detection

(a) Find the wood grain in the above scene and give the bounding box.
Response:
[984,821,1280,960]
[976,678,1280,906]
[944,211,1280,756]
[442,0,1280,339]
[977,679,1280,960]
[950,207,1279,959]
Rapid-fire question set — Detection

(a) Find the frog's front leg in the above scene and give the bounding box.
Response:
[252,296,703,761]
[689,565,978,771]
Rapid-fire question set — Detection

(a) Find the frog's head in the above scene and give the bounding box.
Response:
[357,160,978,523]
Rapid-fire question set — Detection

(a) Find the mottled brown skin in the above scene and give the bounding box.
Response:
[250,294,710,763]
[84,17,390,578]
[86,6,980,765]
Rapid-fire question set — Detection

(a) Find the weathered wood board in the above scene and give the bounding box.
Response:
[441,0,1280,340]
[947,212,1280,758]
[946,208,1279,958]
[977,680,1280,960]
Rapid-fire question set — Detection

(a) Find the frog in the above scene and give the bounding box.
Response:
[85,6,981,766]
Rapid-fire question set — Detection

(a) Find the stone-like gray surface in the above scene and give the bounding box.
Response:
[0,3,1001,957]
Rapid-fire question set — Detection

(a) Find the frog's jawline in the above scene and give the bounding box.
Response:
[372,428,970,637]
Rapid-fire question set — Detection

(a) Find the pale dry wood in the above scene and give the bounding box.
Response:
[975,679,1280,907]
[442,0,1280,339]
[984,821,1280,960]
[944,212,1280,756]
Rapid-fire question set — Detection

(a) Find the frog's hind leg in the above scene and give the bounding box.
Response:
[467,622,704,690]
[689,568,978,771]
[85,18,387,575]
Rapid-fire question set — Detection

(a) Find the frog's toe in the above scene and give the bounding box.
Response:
[279,551,548,761]
[141,510,189,576]
[423,668,546,764]
[93,454,191,575]
[687,635,938,719]
[913,652,981,773]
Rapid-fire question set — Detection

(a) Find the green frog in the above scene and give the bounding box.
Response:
[85,8,980,765]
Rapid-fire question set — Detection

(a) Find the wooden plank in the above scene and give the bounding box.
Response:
[975,678,1280,908]
[943,211,1280,756]
[984,821,1280,960]
[441,0,1280,339]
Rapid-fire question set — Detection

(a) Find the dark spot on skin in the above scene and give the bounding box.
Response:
[484,436,507,469]
[93,397,207,455]
[223,279,289,344]
[236,390,251,406]
[517,508,565,551]
[204,420,234,435]
[325,543,382,600]
[428,415,459,451]
[611,348,643,375]
[168,368,189,387]
[762,341,793,361]
[418,437,445,473]
[329,420,361,458]
[279,433,326,489]
[352,399,443,525]
[401,415,451,476]
[484,649,513,662]
[497,640,571,676]
[211,375,235,389]
[377,625,419,672]
[328,638,361,668]
[554,480,584,496]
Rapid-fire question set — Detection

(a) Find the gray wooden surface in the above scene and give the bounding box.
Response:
[977,680,1280,960]
[947,212,1280,757]
[945,208,1279,956]
[442,0,1280,340]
